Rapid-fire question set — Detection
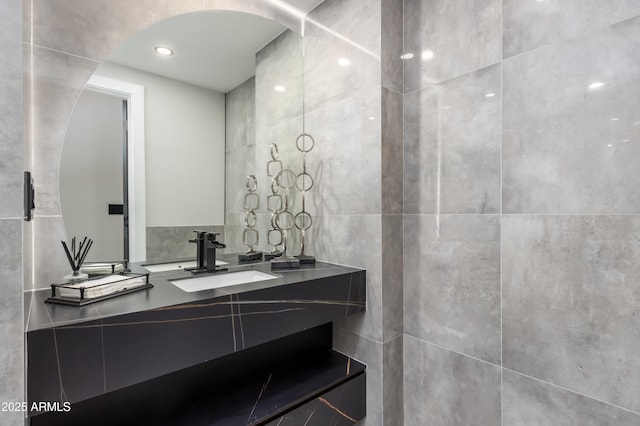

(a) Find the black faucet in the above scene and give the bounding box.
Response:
[186,231,227,274]
[205,233,227,273]
[189,231,207,269]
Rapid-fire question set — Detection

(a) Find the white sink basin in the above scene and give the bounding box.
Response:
[170,270,279,292]
[143,259,228,273]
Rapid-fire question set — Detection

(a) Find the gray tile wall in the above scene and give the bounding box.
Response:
[403,0,640,423]
[0,0,23,425]
[304,0,404,423]
[254,29,304,256]
[23,1,640,424]
[225,29,305,256]
[24,1,404,425]
[225,76,257,254]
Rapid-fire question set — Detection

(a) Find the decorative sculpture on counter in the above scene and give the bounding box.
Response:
[238,175,263,261]
[61,236,93,282]
[294,133,316,264]
[265,154,284,260]
[265,144,283,260]
[270,167,301,269]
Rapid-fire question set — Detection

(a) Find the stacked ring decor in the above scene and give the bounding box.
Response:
[238,175,263,261]
[270,167,301,269]
[293,133,316,265]
[239,135,317,269]
[265,144,284,260]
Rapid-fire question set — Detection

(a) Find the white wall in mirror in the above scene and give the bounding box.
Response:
[60,90,125,261]
[62,61,226,262]
[95,62,225,228]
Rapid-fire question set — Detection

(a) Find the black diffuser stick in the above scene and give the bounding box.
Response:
[75,236,88,263]
[61,241,77,270]
[61,236,93,272]
[77,240,93,268]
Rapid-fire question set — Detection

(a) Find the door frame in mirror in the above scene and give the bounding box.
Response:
[86,75,146,262]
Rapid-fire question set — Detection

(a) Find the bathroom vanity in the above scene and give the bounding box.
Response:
[25,257,366,425]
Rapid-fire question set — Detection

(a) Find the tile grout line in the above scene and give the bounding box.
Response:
[401,0,406,419]
[406,332,640,418]
[403,61,503,97]
[499,1,504,424]
[405,333,501,368]
[31,43,101,63]
[502,11,640,63]
[502,367,640,418]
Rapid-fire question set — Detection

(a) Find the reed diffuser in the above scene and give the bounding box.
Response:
[61,236,93,282]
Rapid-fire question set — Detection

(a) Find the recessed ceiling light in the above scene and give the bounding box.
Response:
[400,53,414,60]
[622,139,630,143]
[338,57,350,66]
[422,50,435,60]
[607,144,613,148]
[368,116,375,120]
[611,117,619,121]
[154,46,173,56]
[588,81,604,89]
[274,85,285,92]
[485,92,496,98]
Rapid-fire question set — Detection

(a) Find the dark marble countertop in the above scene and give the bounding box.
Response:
[26,256,366,406]
[25,256,365,332]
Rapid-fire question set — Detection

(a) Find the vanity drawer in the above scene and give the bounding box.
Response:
[265,372,366,426]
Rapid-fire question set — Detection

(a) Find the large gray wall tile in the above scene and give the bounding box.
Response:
[403,335,501,426]
[381,0,403,93]
[252,28,305,259]
[0,2,24,417]
[381,215,402,342]
[225,145,256,216]
[23,220,33,291]
[255,30,303,127]
[503,0,640,58]
[503,215,640,412]
[503,17,640,214]
[225,76,255,152]
[0,219,24,419]
[22,0,30,43]
[381,88,403,216]
[304,91,381,216]
[313,214,383,342]
[503,370,640,426]
[31,216,70,289]
[404,214,501,364]
[404,64,501,214]
[0,0,23,218]
[305,0,380,63]
[382,335,403,426]
[304,0,380,113]
[403,0,501,91]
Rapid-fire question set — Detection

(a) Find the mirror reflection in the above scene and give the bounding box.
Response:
[60,10,304,264]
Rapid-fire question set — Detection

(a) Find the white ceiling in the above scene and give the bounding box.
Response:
[106,0,325,93]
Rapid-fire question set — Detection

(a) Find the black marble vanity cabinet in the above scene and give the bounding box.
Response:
[26,261,366,425]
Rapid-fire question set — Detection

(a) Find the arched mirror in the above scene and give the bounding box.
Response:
[60,10,305,264]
